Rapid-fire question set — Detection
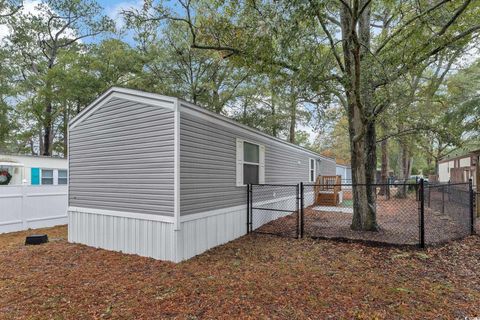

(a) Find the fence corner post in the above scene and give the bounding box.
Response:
[300,182,304,239]
[419,178,425,248]
[469,178,475,235]
[295,183,300,239]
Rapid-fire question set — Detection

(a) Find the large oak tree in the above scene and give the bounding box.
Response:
[129,0,480,230]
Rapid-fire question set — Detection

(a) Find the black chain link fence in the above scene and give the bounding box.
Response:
[247,180,476,247]
[424,182,474,245]
[302,183,421,246]
[247,184,300,238]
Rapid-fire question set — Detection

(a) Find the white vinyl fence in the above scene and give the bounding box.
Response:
[0,185,68,234]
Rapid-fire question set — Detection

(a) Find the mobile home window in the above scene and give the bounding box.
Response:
[236,138,265,186]
[243,142,260,184]
[309,158,315,182]
[41,169,53,185]
[58,170,68,185]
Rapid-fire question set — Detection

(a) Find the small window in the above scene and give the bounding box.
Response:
[236,139,265,186]
[58,170,68,185]
[243,142,260,185]
[41,169,53,185]
[309,158,315,182]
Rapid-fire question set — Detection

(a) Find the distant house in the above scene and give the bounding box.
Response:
[67,87,336,262]
[438,148,479,185]
[336,163,351,182]
[0,154,68,186]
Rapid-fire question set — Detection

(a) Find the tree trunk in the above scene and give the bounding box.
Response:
[30,139,35,155]
[42,77,53,156]
[378,137,390,198]
[241,98,248,124]
[63,105,68,158]
[289,96,296,144]
[39,127,44,155]
[341,0,378,231]
[213,89,222,114]
[270,91,277,137]
[397,140,408,198]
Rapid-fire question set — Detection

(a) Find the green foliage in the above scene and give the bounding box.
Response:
[0,0,479,165]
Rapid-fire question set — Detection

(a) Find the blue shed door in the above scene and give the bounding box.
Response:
[31,168,40,185]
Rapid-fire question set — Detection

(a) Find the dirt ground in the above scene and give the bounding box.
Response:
[1,225,480,319]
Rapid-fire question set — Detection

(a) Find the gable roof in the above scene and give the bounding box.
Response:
[69,87,335,162]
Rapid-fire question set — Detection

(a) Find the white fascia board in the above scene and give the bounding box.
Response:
[68,87,177,130]
[178,99,334,162]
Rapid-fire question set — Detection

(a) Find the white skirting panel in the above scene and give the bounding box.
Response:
[69,197,299,262]
[68,210,176,262]
[177,205,247,261]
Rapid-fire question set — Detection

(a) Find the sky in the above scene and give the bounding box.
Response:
[0,0,143,42]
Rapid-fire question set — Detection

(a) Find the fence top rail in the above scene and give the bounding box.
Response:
[249,182,472,188]
[303,183,419,187]
[427,182,471,187]
[249,183,299,187]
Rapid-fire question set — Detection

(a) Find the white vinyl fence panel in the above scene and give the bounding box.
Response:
[0,185,68,234]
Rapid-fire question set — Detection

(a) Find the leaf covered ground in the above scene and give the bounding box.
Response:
[0,225,479,319]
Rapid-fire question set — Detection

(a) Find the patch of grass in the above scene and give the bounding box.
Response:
[341,199,354,207]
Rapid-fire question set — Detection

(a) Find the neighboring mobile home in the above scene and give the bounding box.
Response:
[68,87,336,262]
[438,148,479,185]
[0,154,68,185]
[335,163,351,183]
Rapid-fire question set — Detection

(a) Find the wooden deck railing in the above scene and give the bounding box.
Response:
[314,175,342,206]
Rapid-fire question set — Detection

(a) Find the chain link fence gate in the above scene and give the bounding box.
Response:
[247,184,300,238]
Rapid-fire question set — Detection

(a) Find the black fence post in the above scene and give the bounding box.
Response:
[470,179,475,235]
[246,184,250,234]
[300,182,304,238]
[419,178,425,248]
[296,183,300,239]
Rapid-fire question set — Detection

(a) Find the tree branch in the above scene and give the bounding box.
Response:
[437,0,472,36]
[375,0,451,55]
[308,0,345,74]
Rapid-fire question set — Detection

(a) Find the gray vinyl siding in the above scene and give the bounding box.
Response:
[179,106,336,215]
[69,97,175,216]
[318,157,337,176]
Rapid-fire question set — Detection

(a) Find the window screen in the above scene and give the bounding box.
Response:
[243,142,259,163]
[41,169,53,185]
[243,164,259,185]
[58,170,68,185]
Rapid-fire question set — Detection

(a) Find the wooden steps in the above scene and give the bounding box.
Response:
[316,192,338,206]
[314,175,342,206]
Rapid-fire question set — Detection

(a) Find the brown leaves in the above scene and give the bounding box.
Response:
[0,226,479,319]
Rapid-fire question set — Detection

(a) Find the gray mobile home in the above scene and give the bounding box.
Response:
[68,87,336,262]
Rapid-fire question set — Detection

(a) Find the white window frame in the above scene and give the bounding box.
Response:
[58,169,68,185]
[40,168,54,185]
[309,158,316,182]
[236,138,265,186]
